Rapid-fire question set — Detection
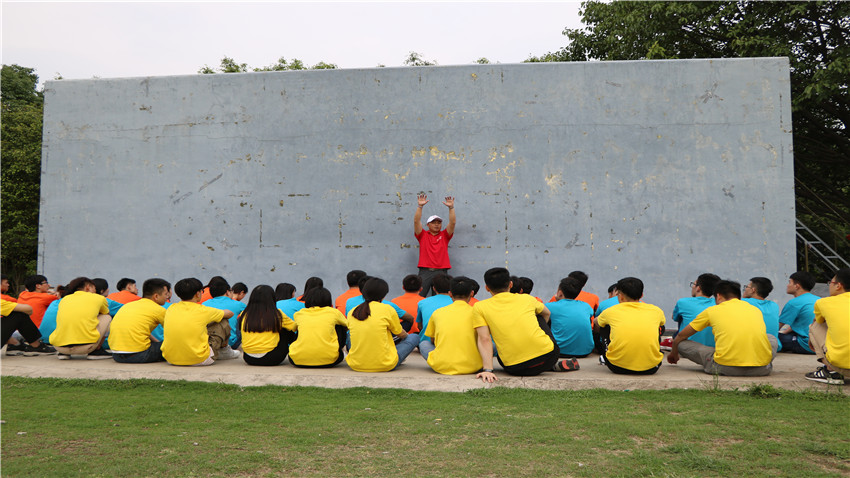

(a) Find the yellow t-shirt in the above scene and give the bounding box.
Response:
[161,301,225,366]
[424,300,482,375]
[470,292,553,366]
[1,299,16,316]
[108,298,166,353]
[814,292,850,369]
[49,291,110,346]
[289,306,348,366]
[690,299,772,367]
[346,302,403,372]
[240,309,296,355]
[597,301,665,371]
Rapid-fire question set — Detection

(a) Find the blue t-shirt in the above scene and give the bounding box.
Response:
[107,298,124,317]
[204,296,248,347]
[743,297,781,351]
[778,292,818,352]
[548,299,595,356]
[276,298,305,321]
[416,294,454,343]
[38,299,61,344]
[595,296,619,317]
[345,296,406,319]
[672,296,716,347]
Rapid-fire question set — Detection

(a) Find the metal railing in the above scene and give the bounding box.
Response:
[796,218,850,272]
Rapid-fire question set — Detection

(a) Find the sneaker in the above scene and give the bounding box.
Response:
[5,343,27,356]
[805,366,845,385]
[57,353,71,360]
[553,358,580,372]
[23,342,57,356]
[660,337,673,352]
[216,346,240,360]
[86,348,113,360]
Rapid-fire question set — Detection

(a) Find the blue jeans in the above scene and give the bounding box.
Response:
[393,333,419,370]
[112,342,164,363]
[419,339,435,360]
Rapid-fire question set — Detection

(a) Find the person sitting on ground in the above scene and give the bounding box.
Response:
[549,271,600,314]
[2,298,57,355]
[594,277,665,375]
[109,278,172,363]
[335,269,366,314]
[742,276,781,350]
[289,287,348,368]
[50,277,113,360]
[239,285,297,366]
[346,275,414,327]
[416,273,453,343]
[592,284,619,353]
[390,274,424,333]
[346,277,419,372]
[231,282,248,302]
[671,273,720,347]
[161,278,237,366]
[548,277,595,358]
[200,276,226,303]
[107,278,142,304]
[668,280,777,376]
[805,268,850,385]
[413,194,456,297]
[275,283,296,302]
[472,268,573,381]
[203,278,247,349]
[778,271,818,354]
[420,276,483,375]
[37,286,68,346]
[17,274,60,327]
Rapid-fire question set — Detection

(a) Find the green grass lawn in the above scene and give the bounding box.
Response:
[1,377,847,477]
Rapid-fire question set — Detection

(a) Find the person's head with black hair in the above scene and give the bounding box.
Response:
[568,271,589,289]
[714,280,742,302]
[787,271,816,296]
[274,283,296,301]
[509,275,522,293]
[558,277,582,300]
[431,273,451,294]
[116,278,137,294]
[346,270,367,288]
[92,278,109,296]
[484,268,512,294]
[828,268,850,296]
[402,274,422,293]
[615,277,643,302]
[352,277,389,321]
[209,278,231,298]
[1,274,10,294]
[449,276,474,301]
[241,285,283,334]
[302,277,324,297]
[231,282,248,301]
[23,275,49,293]
[66,277,96,295]
[607,283,617,298]
[692,273,721,298]
[142,278,171,305]
[304,287,333,308]
[744,277,773,299]
[174,278,205,302]
[357,275,373,292]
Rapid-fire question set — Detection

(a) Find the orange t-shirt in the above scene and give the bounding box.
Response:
[107,290,142,304]
[17,291,59,326]
[391,292,424,333]
[1,294,17,302]
[335,287,360,314]
[200,287,212,303]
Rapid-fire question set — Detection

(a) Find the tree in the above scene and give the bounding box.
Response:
[403,51,437,66]
[1,64,44,287]
[199,56,338,74]
[530,1,850,271]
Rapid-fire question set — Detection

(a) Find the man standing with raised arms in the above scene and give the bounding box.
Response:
[414,193,456,297]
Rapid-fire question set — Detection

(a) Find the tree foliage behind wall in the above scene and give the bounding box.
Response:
[528,0,850,274]
[1,64,44,287]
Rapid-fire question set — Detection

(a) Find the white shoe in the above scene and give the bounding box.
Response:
[216,346,240,360]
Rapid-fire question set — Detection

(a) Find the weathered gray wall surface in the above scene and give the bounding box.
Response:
[40,58,795,316]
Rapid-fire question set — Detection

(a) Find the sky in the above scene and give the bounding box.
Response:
[1,1,584,87]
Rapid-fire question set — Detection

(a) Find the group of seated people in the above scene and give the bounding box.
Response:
[2,266,848,385]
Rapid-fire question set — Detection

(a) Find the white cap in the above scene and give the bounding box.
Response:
[426,215,443,223]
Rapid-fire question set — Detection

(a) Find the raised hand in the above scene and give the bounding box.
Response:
[417,194,429,207]
[442,196,455,208]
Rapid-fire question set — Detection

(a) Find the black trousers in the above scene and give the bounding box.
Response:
[497,316,560,376]
[243,329,297,366]
[2,311,42,345]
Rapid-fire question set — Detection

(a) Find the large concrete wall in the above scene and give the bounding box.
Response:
[40,58,795,316]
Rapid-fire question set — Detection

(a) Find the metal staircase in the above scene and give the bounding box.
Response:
[796,218,850,272]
